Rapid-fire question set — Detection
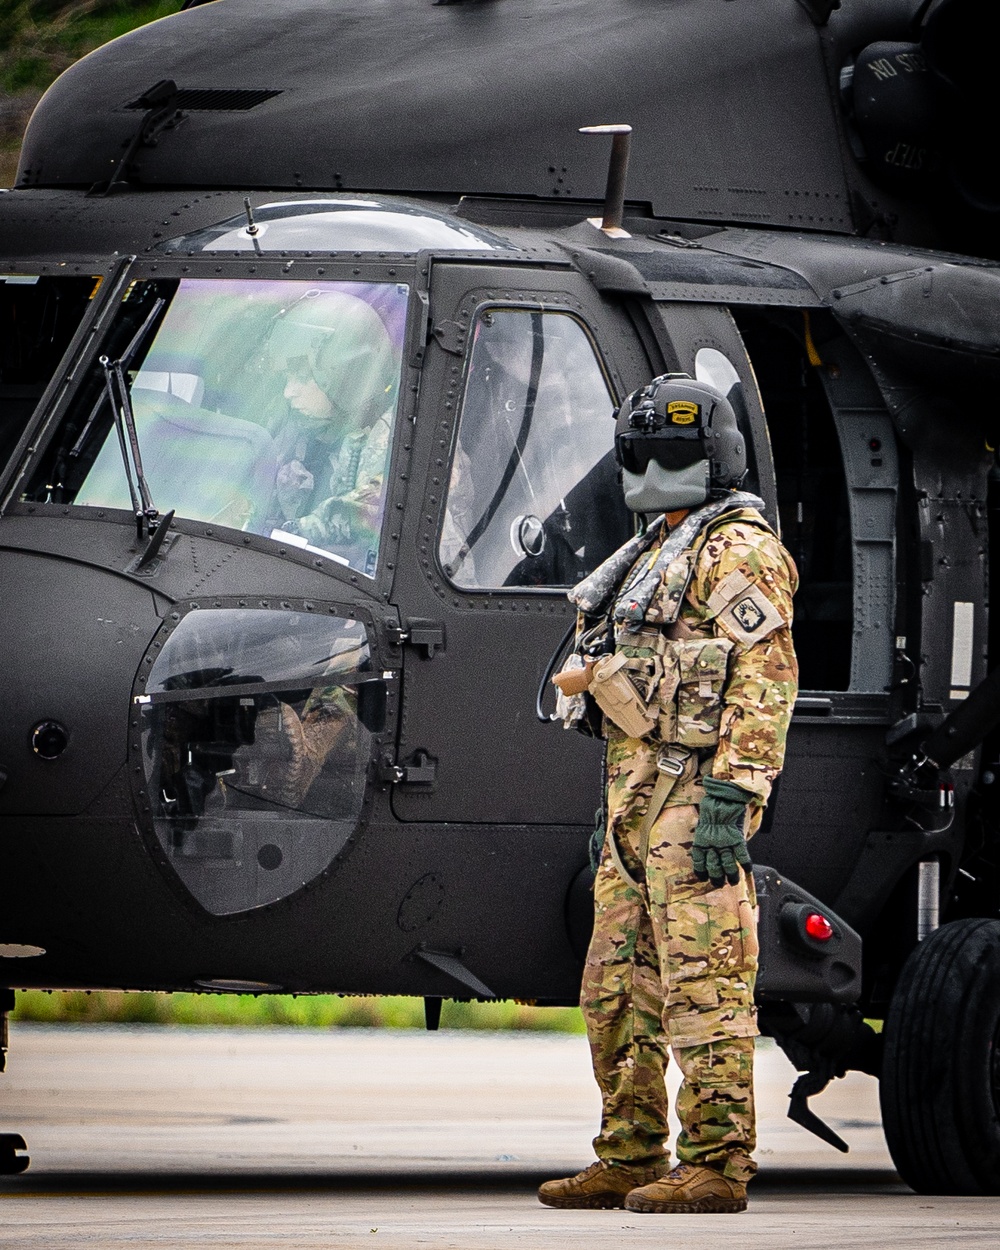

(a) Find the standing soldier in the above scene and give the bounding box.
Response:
[540,374,798,1214]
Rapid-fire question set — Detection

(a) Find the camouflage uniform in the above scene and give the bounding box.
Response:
[285,410,393,577]
[582,507,798,1184]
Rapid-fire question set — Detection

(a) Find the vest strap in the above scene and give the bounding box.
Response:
[607,745,694,894]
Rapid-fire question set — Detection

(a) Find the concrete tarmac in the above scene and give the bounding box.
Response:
[0,1023,997,1247]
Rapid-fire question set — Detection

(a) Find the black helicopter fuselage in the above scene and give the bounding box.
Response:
[0,0,998,1091]
[2,183,993,1004]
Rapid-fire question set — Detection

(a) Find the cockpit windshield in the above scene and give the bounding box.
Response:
[24,278,409,578]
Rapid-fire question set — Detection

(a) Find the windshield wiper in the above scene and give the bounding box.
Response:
[89,80,185,197]
[71,296,166,543]
[69,295,165,462]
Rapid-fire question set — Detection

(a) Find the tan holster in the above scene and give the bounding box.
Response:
[588,652,658,739]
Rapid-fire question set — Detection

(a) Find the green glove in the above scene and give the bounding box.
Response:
[692,777,754,887]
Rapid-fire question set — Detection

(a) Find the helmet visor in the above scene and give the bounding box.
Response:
[615,431,708,475]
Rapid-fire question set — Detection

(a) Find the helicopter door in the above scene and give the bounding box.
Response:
[389,265,645,824]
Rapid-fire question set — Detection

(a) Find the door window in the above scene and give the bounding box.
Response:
[695,346,766,505]
[440,307,630,589]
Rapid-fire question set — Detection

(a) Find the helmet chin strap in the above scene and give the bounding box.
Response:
[622,459,710,513]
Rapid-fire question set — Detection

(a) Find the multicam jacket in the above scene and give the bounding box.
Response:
[573,505,798,815]
[669,507,798,806]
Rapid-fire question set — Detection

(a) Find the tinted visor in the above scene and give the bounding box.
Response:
[615,431,708,475]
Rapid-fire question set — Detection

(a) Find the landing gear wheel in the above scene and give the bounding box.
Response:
[0,1134,29,1175]
[881,918,1000,1194]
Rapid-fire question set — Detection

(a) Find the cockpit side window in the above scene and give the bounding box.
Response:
[440,307,631,590]
[23,278,409,579]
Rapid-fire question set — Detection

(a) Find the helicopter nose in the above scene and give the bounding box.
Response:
[0,531,388,919]
[0,550,161,817]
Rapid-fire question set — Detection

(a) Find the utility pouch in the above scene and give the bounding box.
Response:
[590,651,658,739]
[655,640,735,745]
[661,636,734,748]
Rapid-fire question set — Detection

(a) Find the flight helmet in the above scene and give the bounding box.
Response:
[267,288,398,429]
[613,373,746,512]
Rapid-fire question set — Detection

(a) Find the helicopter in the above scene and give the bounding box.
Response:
[1,0,999,1196]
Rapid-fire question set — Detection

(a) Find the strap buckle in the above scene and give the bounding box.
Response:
[656,747,690,778]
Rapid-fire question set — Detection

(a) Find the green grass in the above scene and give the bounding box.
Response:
[0,2,184,185]
[10,991,880,1035]
[1,3,184,95]
[12,990,587,1032]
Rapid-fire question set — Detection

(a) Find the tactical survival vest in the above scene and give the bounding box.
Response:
[563,494,775,747]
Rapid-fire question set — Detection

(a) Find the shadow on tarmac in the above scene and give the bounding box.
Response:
[0,1167,906,1197]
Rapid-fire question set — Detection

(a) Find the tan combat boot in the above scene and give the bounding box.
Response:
[538,1160,665,1210]
[624,1162,748,1214]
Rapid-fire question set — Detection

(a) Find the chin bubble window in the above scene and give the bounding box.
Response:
[440,307,630,589]
[25,278,409,579]
[135,608,385,916]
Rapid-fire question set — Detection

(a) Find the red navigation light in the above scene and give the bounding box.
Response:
[804,912,834,942]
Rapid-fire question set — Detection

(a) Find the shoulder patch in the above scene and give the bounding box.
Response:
[717,584,785,646]
[706,568,752,617]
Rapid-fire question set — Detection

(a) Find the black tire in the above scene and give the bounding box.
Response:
[881,917,1000,1194]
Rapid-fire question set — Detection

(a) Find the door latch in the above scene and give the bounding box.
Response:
[384,618,445,658]
[378,749,438,787]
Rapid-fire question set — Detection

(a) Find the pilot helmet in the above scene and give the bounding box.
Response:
[268,289,397,426]
[613,373,746,513]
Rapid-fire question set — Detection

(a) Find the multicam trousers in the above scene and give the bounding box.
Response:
[581,764,759,1184]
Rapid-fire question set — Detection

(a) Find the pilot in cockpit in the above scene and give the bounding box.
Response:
[267,289,398,576]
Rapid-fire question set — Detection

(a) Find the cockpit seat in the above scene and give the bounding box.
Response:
[76,381,277,534]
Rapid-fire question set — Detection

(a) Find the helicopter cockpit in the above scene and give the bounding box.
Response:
[10,263,418,915]
[0,180,902,920]
[0,190,652,922]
